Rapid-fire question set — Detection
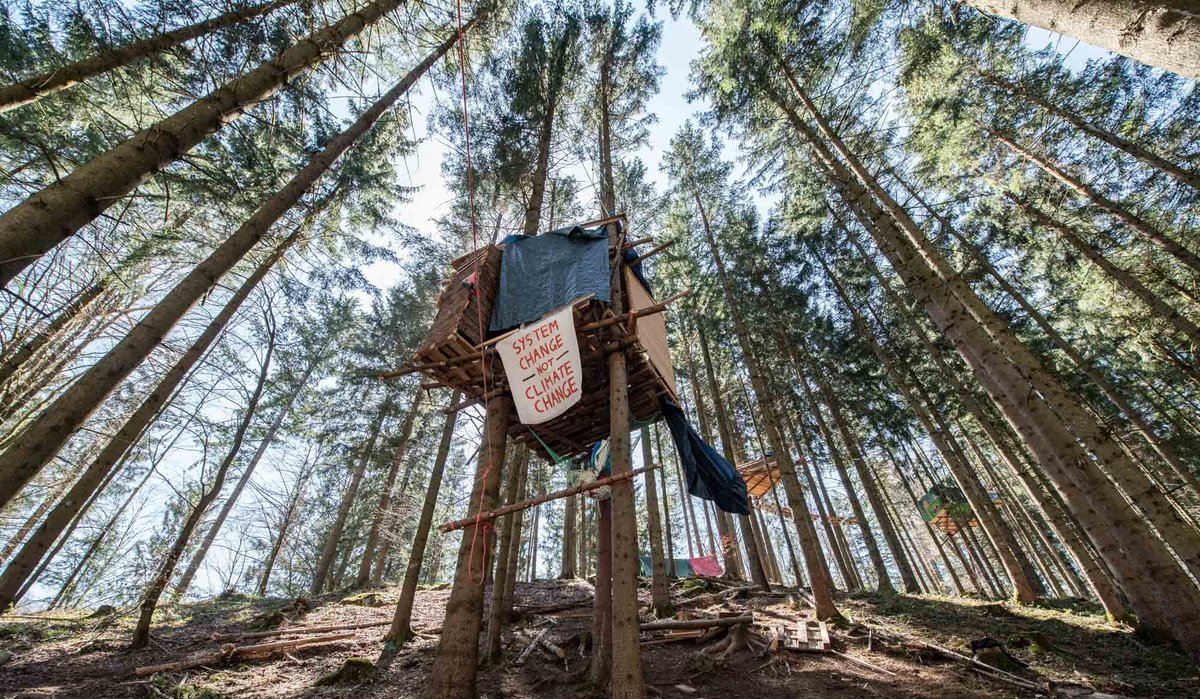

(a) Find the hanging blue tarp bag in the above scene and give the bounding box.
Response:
[659,397,750,515]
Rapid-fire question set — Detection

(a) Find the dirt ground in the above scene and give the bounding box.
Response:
[0,578,1195,698]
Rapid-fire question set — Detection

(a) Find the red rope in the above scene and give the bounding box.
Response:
[455,0,494,585]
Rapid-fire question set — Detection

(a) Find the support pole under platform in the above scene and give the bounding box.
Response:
[428,392,512,699]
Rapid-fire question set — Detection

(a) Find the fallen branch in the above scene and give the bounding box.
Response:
[209,619,391,642]
[831,649,897,677]
[514,600,593,615]
[676,585,753,609]
[134,632,354,676]
[640,615,753,632]
[898,637,1040,690]
[515,627,553,666]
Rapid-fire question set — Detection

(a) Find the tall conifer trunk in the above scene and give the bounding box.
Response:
[356,392,425,588]
[0,0,305,112]
[960,0,1200,79]
[428,393,511,699]
[387,391,460,645]
[131,325,275,647]
[310,402,390,594]
[0,0,411,285]
[762,57,1200,652]
[0,24,470,507]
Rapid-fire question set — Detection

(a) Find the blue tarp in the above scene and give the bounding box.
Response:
[659,397,750,515]
[489,224,611,332]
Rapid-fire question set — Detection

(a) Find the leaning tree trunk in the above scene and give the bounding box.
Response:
[815,251,1042,601]
[795,370,893,592]
[960,0,1200,79]
[386,391,459,645]
[427,393,511,699]
[996,132,1200,275]
[641,427,671,614]
[1014,197,1200,347]
[978,70,1200,190]
[0,0,304,113]
[693,190,840,615]
[356,391,425,588]
[688,331,742,578]
[847,229,1129,617]
[0,281,107,390]
[814,375,921,593]
[762,62,1200,653]
[131,326,275,647]
[0,0,409,286]
[310,402,390,594]
[172,358,318,600]
[0,231,300,612]
[0,21,470,509]
[256,458,312,597]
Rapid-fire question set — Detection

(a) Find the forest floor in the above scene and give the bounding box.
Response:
[0,577,1194,699]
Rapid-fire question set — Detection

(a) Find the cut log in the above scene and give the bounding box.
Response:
[134,633,354,676]
[209,619,391,642]
[639,614,753,632]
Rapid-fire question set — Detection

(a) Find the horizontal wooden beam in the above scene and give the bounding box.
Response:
[439,463,662,533]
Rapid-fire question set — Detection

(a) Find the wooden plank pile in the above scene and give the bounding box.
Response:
[768,620,831,653]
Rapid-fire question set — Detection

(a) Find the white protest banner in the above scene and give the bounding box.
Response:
[497,305,583,424]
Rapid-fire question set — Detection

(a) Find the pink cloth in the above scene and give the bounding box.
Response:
[689,555,724,577]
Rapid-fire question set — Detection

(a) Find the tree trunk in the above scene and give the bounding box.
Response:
[607,325,645,699]
[795,370,893,592]
[813,374,921,593]
[0,231,300,611]
[131,326,275,647]
[1015,197,1200,347]
[695,327,746,580]
[356,392,425,588]
[501,451,529,618]
[310,402,390,594]
[0,24,467,505]
[173,359,318,600]
[0,282,107,390]
[784,408,858,590]
[0,0,304,112]
[591,498,613,683]
[386,391,459,644]
[256,451,314,597]
[847,229,1129,616]
[978,70,1200,190]
[428,393,511,699]
[0,0,411,285]
[766,56,1200,653]
[658,436,677,570]
[641,427,671,613]
[997,132,1200,274]
[692,193,841,613]
[560,493,577,578]
[484,446,523,664]
[960,0,1200,79]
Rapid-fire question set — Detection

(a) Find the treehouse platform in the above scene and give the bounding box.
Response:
[736,454,782,498]
[919,481,1004,535]
[403,214,680,462]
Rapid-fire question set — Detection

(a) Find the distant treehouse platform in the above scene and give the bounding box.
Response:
[398,215,681,462]
[737,455,857,526]
[919,481,1004,535]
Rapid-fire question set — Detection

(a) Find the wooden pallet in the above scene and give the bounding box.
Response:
[770,620,831,653]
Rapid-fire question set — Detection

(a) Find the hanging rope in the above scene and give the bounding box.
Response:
[454,0,494,585]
